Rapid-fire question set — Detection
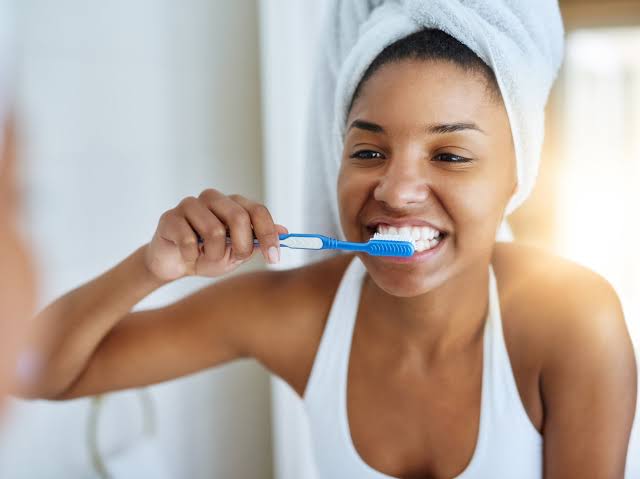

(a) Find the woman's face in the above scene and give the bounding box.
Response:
[338,59,516,297]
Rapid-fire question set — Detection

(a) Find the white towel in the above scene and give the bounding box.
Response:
[303,0,564,244]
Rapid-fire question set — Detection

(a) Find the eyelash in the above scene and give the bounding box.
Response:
[349,150,384,160]
[349,150,472,163]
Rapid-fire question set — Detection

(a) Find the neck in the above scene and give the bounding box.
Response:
[361,260,491,360]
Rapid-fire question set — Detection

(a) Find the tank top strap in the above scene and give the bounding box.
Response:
[483,264,542,439]
[303,255,367,403]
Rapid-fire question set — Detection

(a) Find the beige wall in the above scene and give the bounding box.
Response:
[0,1,273,478]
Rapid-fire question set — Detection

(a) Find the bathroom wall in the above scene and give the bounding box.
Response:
[0,1,273,477]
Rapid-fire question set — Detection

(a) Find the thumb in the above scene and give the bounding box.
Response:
[275,224,289,235]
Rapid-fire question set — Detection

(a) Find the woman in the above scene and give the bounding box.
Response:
[20,27,636,479]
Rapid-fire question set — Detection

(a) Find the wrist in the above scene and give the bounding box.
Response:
[131,244,174,292]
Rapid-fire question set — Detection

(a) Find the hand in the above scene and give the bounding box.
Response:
[144,189,288,281]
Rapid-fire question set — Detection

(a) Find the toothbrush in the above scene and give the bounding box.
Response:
[198,232,416,257]
[276,232,415,257]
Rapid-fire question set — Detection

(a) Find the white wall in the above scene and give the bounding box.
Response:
[257,1,329,478]
[1,1,273,477]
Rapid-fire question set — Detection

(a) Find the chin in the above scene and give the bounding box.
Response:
[355,229,453,296]
[359,255,447,298]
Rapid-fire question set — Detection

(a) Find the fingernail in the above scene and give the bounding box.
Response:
[267,246,279,264]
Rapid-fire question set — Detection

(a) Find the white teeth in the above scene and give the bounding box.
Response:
[375,224,444,251]
[411,235,444,253]
[420,227,437,240]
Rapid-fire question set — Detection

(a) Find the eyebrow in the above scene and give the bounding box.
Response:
[347,119,487,136]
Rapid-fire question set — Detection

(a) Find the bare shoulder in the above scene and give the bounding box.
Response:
[492,241,635,391]
[227,253,354,395]
[492,241,626,335]
[491,242,636,434]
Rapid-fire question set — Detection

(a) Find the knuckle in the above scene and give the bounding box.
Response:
[228,193,244,203]
[159,210,177,225]
[249,203,270,219]
[230,211,251,229]
[205,224,227,239]
[179,196,198,209]
[209,197,227,209]
[179,235,197,247]
[199,188,221,201]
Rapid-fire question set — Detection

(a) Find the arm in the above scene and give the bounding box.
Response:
[50,257,290,400]
[541,273,637,478]
[0,115,37,402]
[17,189,287,399]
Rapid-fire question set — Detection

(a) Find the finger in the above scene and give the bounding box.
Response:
[231,195,280,264]
[275,224,289,235]
[200,194,253,261]
[179,197,227,262]
[157,211,199,265]
[197,188,225,204]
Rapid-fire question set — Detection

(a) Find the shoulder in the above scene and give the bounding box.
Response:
[492,242,636,436]
[492,241,625,334]
[492,241,635,393]
[494,244,637,472]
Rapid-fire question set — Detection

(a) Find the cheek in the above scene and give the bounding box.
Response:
[337,166,373,233]
[440,162,514,242]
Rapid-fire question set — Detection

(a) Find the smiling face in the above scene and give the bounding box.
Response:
[338,59,516,297]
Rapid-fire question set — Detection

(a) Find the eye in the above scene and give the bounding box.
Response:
[433,153,472,163]
[349,150,385,160]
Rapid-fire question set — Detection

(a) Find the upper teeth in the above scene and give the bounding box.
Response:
[376,224,441,241]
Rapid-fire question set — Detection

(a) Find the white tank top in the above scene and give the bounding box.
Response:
[303,255,543,478]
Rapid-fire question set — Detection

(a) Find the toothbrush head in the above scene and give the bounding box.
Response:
[366,232,415,257]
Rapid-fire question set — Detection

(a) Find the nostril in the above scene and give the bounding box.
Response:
[374,183,429,208]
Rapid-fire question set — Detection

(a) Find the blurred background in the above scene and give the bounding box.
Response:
[0,0,638,478]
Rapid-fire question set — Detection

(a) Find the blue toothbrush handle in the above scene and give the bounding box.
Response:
[196,233,413,257]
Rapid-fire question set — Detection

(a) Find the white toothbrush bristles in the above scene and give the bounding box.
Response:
[371,232,415,246]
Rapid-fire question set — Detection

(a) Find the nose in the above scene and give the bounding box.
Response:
[373,155,429,209]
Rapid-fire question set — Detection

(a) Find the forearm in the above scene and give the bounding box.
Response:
[19,244,169,399]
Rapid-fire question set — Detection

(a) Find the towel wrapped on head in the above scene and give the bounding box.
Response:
[303,0,565,244]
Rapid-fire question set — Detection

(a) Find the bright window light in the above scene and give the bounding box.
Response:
[557,28,640,338]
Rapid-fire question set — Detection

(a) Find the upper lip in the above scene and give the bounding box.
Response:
[365,217,447,233]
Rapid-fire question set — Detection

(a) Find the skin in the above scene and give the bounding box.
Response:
[18,59,636,478]
[0,118,37,411]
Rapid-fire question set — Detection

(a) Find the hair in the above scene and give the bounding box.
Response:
[348,28,501,114]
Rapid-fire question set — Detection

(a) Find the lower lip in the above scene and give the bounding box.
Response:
[380,235,447,264]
